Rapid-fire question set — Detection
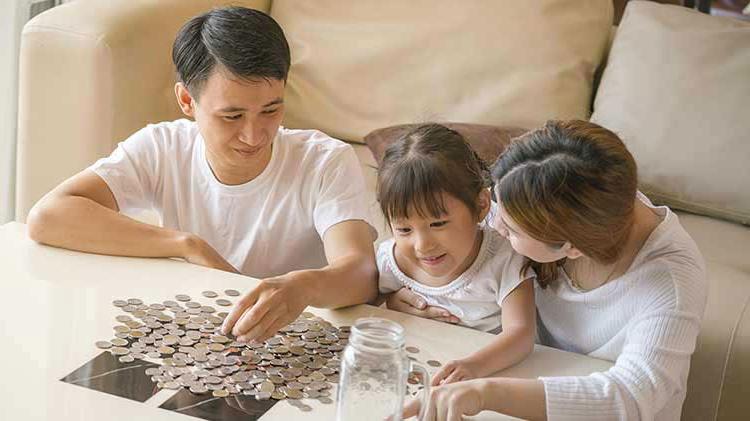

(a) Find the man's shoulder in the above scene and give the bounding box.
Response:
[278,127,354,161]
[123,119,200,156]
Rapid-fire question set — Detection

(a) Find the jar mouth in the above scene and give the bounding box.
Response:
[350,317,405,350]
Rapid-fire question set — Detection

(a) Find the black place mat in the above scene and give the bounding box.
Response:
[160,389,278,421]
[61,351,161,402]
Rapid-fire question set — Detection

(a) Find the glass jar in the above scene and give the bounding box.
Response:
[336,317,430,421]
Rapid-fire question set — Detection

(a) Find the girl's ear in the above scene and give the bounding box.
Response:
[561,242,584,259]
[477,189,492,222]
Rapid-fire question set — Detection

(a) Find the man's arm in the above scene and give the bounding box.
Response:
[221,219,377,341]
[27,169,237,272]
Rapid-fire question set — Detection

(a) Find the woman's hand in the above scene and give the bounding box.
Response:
[386,288,460,323]
[431,358,481,386]
[403,378,487,421]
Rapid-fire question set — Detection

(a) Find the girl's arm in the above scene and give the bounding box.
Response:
[431,278,536,385]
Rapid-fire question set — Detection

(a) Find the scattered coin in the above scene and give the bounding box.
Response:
[405,346,419,354]
[427,360,442,367]
[212,389,229,398]
[95,341,112,349]
[224,289,240,297]
[96,294,352,414]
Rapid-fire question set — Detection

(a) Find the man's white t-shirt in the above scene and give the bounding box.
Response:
[90,119,375,278]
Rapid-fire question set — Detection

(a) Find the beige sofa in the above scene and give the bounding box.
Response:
[16,1,750,419]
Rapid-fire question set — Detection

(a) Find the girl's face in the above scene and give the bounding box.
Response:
[390,192,489,283]
[492,200,569,263]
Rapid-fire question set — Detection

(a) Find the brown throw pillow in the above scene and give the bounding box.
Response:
[364,123,528,166]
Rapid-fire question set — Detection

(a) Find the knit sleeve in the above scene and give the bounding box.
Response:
[540,264,706,421]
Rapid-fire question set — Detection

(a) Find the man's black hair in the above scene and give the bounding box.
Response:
[172,7,291,97]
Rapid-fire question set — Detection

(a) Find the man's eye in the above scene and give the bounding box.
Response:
[262,108,279,115]
[224,114,242,121]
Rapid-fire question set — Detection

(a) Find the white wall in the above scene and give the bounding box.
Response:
[0,1,32,224]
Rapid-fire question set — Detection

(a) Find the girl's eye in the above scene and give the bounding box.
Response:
[430,221,447,228]
[395,228,411,235]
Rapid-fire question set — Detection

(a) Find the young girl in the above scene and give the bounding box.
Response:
[375,123,536,386]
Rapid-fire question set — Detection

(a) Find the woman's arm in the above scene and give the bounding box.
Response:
[403,377,547,421]
[431,279,536,385]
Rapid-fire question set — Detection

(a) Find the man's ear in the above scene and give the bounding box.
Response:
[561,242,584,260]
[477,189,492,222]
[175,82,196,117]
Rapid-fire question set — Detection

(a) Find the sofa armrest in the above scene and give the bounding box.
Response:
[15,0,271,221]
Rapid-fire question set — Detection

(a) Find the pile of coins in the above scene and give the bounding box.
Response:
[95,290,347,409]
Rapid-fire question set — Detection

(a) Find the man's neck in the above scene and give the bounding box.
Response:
[206,145,273,186]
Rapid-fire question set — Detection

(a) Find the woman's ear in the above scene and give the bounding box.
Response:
[477,189,492,222]
[561,242,584,260]
[175,82,196,117]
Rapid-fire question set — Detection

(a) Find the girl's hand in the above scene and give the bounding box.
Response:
[431,358,481,386]
[386,288,460,323]
[403,378,487,421]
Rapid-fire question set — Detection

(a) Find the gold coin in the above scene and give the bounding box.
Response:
[212,389,229,398]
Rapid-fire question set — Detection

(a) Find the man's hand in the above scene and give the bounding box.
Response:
[431,358,481,386]
[181,234,239,273]
[386,288,460,324]
[403,379,487,421]
[220,272,310,342]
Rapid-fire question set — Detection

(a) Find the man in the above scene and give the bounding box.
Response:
[27,7,377,342]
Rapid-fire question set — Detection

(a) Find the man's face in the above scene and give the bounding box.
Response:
[176,69,285,184]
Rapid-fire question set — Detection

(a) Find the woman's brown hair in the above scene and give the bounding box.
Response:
[377,124,491,225]
[491,120,638,288]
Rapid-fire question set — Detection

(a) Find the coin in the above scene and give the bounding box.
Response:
[224,289,240,297]
[95,341,112,349]
[110,347,129,356]
[212,389,229,398]
[175,294,191,302]
[426,360,442,367]
[190,384,208,394]
[112,299,128,307]
[215,299,232,307]
[256,391,272,400]
[119,355,135,363]
[202,291,218,298]
[318,397,333,404]
[406,346,420,354]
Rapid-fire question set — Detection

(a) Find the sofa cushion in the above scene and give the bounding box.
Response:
[272,0,612,143]
[364,123,528,165]
[591,1,750,225]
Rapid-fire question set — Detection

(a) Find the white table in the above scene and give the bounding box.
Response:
[0,222,612,420]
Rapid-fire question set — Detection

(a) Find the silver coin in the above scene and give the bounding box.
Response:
[224,289,240,297]
[212,389,229,398]
[119,355,135,363]
[112,299,128,307]
[256,391,272,400]
[318,397,333,404]
[127,298,143,305]
[406,346,420,354]
[190,384,208,394]
[110,338,128,346]
[427,360,442,367]
[202,291,219,298]
[175,294,191,302]
[95,341,113,349]
[215,299,232,307]
[110,347,130,356]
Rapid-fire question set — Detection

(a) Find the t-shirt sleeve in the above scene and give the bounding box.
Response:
[539,266,706,421]
[496,245,535,306]
[89,125,162,214]
[376,240,403,294]
[312,146,376,239]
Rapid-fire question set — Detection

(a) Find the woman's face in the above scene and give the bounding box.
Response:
[492,199,570,263]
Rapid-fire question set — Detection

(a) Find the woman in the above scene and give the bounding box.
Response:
[396,120,707,420]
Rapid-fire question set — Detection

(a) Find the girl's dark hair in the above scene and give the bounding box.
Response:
[172,7,291,98]
[377,124,491,225]
[491,120,638,288]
